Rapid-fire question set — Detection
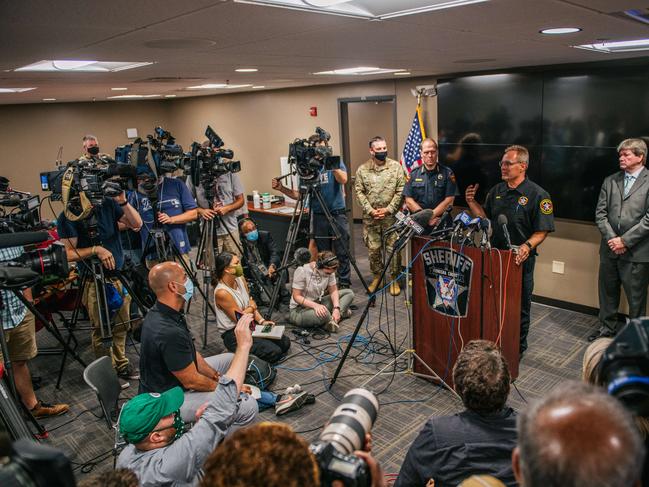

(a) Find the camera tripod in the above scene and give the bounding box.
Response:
[0,277,88,437]
[329,224,460,401]
[265,178,370,319]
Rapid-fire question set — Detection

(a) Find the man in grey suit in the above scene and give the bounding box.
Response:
[592,138,649,341]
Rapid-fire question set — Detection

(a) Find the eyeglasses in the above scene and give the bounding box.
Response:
[499,159,522,168]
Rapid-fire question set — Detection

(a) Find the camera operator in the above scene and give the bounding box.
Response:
[272,133,352,288]
[128,165,198,268]
[117,313,255,486]
[58,138,143,380]
[0,247,70,418]
[186,140,245,257]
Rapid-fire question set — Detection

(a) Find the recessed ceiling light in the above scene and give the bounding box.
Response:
[540,27,581,35]
[252,85,266,89]
[42,98,56,101]
[187,83,252,89]
[235,68,259,72]
[0,87,36,93]
[314,66,405,75]
[165,94,177,98]
[234,0,489,20]
[394,71,411,75]
[107,94,161,100]
[111,87,128,91]
[15,60,154,72]
[574,38,649,53]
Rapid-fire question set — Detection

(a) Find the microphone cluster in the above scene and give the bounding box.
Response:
[451,211,492,249]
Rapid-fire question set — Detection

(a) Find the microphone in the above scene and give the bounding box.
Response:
[452,211,472,236]
[464,216,482,241]
[497,214,514,251]
[385,211,409,234]
[479,218,492,249]
[0,194,23,207]
[0,231,50,249]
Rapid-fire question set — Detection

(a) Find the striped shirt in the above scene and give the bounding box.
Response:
[0,246,27,330]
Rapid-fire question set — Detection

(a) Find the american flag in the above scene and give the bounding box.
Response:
[400,104,426,174]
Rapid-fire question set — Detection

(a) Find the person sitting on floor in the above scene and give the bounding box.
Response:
[288,251,354,332]
[395,340,518,487]
[213,251,291,364]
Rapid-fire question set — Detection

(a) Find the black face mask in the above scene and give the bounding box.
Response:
[87,146,100,156]
[374,151,388,161]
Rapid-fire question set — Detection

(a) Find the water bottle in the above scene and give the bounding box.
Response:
[262,192,271,210]
[253,190,261,209]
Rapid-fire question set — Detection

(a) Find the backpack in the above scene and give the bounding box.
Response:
[245,355,276,390]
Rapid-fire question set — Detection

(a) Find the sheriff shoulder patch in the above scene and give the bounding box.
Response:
[518,196,528,206]
[540,198,553,214]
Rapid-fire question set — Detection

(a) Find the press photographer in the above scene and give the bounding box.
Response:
[128,148,198,268]
[185,126,245,258]
[272,127,352,288]
[57,134,143,380]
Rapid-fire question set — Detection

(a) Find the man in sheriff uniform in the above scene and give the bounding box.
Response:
[465,145,554,357]
[403,138,458,226]
[354,136,406,296]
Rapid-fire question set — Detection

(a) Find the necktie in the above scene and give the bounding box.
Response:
[624,175,636,197]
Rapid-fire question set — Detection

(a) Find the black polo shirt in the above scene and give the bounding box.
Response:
[138,301,197,394]
[395,408,518,487]
[403,163,458,210]
[484,178,555,251]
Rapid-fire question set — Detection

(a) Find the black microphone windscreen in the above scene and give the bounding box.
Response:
[293,247,312,266]
[411,209,433,226]
[0,231,49,249]
[497,214,508,226]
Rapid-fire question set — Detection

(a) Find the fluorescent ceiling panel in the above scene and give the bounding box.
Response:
[314,66,405,75]
[187,83,253,89]
[107,94,161,99]
[234,0,488,19]
[574,38,649,53]
[15,60,154,72]
[0,87,36,93]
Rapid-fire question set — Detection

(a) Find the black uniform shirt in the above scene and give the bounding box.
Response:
[138,301,197,394]
[484,178,555,251]
[403,163,459,210]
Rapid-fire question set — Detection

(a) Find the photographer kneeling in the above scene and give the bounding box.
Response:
[58,135,143,380]
[213,252,290,364]
[289,251,354,332]
[117,314,256,486]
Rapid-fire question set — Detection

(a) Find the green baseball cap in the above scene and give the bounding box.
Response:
[119,386,184,444]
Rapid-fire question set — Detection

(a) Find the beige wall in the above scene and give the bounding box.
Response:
[0,100,172,217]
[0,78,615,310]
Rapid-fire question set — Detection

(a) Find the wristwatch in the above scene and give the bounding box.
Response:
[524,241,533,250]
[333,306,340,310]
[118,200,128,207]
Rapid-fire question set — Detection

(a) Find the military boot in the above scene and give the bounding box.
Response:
[368,274,382,293]
[389,276,401,296]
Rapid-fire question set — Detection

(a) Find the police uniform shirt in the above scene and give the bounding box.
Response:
[484,178,555,251]
[403,163,459,210]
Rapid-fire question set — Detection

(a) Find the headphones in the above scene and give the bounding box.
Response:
[316,254,339,269]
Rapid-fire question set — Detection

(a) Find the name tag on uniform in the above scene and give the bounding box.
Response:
[414,178,423,182]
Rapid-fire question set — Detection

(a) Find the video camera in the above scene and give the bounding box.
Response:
[600,318,649,416]
[310,388,378,487]
[115,137,149,166]
[0,183,42,233]
[185,125,241,200]
[0,438,75,487]
[289,126,341,182]
[147,126,184,174]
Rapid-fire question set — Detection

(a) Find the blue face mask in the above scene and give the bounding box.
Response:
[174,277,194,302]
[245,230,259,242]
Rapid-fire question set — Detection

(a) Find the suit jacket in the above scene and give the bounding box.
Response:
[241,230,281,269]
[596,166,649,262]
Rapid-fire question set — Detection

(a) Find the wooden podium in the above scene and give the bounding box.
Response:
[410,236,522,382]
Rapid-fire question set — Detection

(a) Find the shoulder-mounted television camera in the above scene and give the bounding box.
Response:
[289,126,341,182]
[185,125,241,199]
[0,182,42,233]
[115,137,149,166]
[147,126,184,174]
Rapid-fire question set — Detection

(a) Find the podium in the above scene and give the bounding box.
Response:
[411,236,522,382]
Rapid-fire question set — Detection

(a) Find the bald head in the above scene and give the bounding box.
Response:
[149,262,185,296]
[515,381,644,487]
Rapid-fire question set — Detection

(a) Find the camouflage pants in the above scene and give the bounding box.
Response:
[362,217,401,277]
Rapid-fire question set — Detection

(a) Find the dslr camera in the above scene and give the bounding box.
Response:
[289,126,341,182]
[310,388,379,487]
[185,125,241,199]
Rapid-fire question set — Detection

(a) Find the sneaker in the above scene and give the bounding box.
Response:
[304,393,316,405]
[31,400,70,418]
[324,320,339,333]
[117,364,140,380]
[275,391,309,416]
[343,309,353,319]
[284,384,302,395]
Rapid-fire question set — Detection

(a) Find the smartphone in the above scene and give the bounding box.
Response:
[235,311,256,331]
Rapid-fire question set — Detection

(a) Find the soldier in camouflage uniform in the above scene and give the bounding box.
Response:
[354,136,406,296]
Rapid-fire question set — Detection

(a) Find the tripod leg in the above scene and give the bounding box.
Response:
[170,242,217,316]
[311,187,370,293]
